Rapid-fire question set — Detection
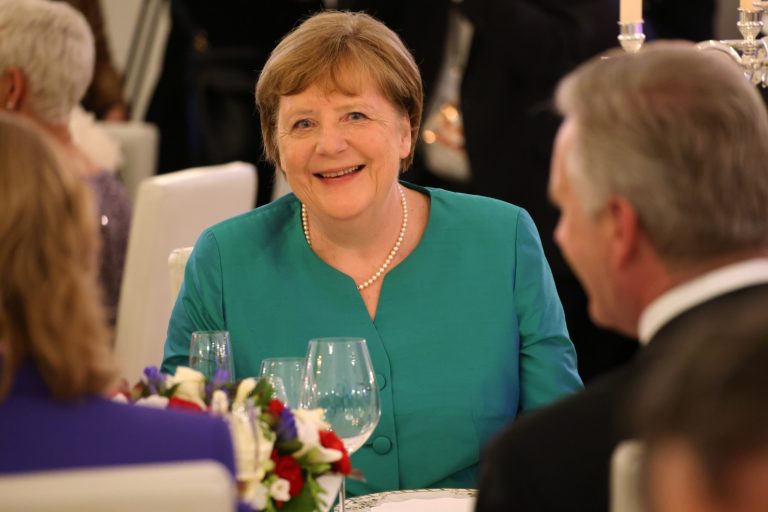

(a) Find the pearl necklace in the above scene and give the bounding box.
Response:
[301,186,408,290]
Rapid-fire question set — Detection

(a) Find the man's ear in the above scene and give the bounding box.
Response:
[1,67,26,111]
[605,196,641,270]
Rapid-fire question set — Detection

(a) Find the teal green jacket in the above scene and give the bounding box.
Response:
[163,183,582,494]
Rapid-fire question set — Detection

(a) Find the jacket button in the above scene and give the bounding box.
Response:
[372,436,392,454]
[376,373,387,390]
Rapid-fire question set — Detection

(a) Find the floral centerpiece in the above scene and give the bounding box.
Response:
[115,366,353,512]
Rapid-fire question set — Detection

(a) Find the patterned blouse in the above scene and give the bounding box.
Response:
[87,171,131,327]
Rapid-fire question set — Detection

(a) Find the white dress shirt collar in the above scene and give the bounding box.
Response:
[638,258,768,344]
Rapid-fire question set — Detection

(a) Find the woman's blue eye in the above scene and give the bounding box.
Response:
[348,112,367,121]
[293,119,311,129]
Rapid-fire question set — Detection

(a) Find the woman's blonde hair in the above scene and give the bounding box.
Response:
[255,10,423,171]
[0,113,115,400]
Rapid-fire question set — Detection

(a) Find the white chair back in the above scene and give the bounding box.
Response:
[115,162,256,382]
[99,121,160,202]
[611,440,646,512]
[0,460,236,512]
[169,246,194,304]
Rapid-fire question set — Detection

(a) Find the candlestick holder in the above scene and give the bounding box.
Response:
[693,7,768,86]
[618,21,645,54]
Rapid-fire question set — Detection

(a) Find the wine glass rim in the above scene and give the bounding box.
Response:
[191,330,230,335]
[308,337,367,344]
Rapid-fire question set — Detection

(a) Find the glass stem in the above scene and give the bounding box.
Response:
[339,477,346,512]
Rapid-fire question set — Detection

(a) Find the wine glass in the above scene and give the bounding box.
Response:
[300,338,381,511]
[189,330,235,381]
[259,357,305,408]
[260,374,289,405]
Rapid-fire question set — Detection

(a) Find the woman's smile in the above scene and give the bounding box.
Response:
[314,164,365,180]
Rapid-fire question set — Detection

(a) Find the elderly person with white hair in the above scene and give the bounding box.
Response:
[0,0,131,326]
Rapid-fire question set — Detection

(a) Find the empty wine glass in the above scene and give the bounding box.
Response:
[300,337,380,511]
[189,330,234,381]
[262,375,289,405]
[259,357,305,408]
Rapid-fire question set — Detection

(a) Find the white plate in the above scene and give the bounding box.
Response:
[337,488,477,512]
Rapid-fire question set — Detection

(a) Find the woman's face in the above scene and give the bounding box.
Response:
[276,73,411,223]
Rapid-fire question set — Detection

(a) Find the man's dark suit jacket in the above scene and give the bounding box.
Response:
[475,282,768,512]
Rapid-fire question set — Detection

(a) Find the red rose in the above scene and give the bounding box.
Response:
[168,396,205,412]
[319,430,352,475]
[272,450,304,497]
[268,399,285,415]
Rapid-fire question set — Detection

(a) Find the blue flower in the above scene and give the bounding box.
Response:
[276,407,298,442]
[213,368,230,387]
[143,366,166,395]
[204,381,214,404]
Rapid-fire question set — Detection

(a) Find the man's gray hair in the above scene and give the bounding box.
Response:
[0,0,94,125]
[556,41,768,264]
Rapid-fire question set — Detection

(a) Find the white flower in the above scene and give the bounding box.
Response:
[166,367,206,409]
[135,395,170,409]
[111,393,128,404]
[255,420,275,472]
[210,390,229,415]
[234,377,257,406]
[307,445,343,464]
[228,406,258,475]
[244,481,269,511]
[292,408,332,458]
[293,408,331,430]
[270,478,291,502]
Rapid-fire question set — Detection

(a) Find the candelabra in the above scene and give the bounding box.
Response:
[618,3,768,87]
[618,21,645,54]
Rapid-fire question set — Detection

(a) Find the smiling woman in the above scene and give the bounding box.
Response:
[162,10,582,497]
[277,77,414,299]
[276,78,411,230]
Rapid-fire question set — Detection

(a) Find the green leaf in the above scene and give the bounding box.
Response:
[262,411,279,429]
[164,382,180,397]
[129,381,147,401]
[295,448,320,466]
[308,463,331,476]
[277,440,303,454]
[252,378,275,407]
[279,473,326,512]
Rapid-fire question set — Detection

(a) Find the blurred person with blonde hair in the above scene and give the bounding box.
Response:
[0,0,130,326]
[0,112,237,478]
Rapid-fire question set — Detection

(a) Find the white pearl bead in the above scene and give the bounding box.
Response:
[302,185,408,290]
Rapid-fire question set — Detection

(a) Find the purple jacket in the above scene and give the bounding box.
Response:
[0,363,236,475]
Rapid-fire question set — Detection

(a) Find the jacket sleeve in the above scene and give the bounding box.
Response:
[513,209,583,410]
[162,229,227,374]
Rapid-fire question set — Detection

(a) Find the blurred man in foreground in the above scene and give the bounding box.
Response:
[476,41,768,512]
[633,311,768,512]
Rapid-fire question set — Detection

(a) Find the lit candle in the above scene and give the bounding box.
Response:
[620,0,642,23]
[741,0,758,11]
